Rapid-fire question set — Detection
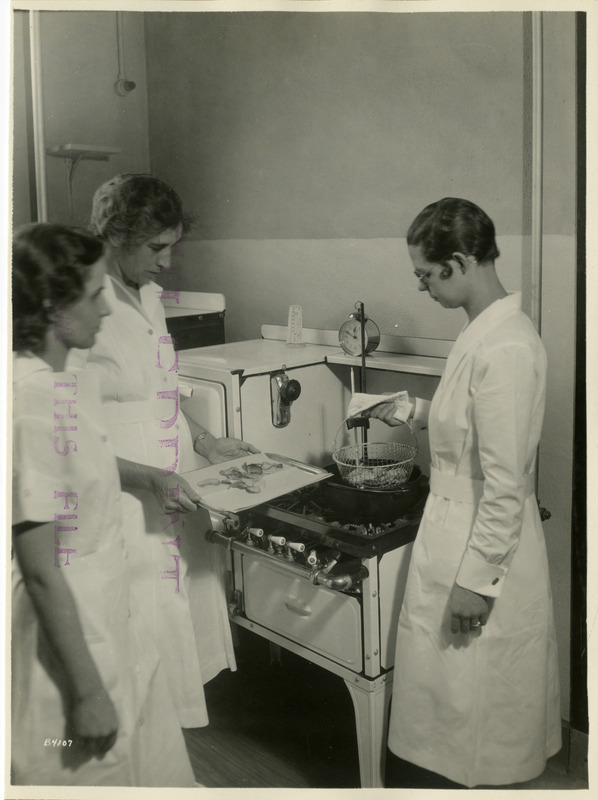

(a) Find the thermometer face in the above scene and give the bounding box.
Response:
[339,319,368,356]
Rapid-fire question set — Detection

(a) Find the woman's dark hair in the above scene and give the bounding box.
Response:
[407,197,500,265]
[12,223,104,353]
[90,173,192,248]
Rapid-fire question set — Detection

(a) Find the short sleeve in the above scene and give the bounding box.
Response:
[13,412,79,525]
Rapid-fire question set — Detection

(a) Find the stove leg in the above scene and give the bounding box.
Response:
[269,641,282,666]
[344,676,392,789]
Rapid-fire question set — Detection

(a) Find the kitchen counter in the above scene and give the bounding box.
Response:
[178,339,340,377]
[326,351,446,377]
[178,328,449,378]
[259,324,450,377]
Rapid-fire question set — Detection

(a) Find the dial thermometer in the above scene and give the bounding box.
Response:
[338,303,380,357]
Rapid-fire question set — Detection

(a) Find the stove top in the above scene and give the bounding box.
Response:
[242,477,427,559]
[268,490,412,537]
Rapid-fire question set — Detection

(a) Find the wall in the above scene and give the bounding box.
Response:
[12,13,33,226]
[537,12,578,717]
[146,11,527,343]
[164,234,524,343]
[145,10,578,721]
[12,10,151,227]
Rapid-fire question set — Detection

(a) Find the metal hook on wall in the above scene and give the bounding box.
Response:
[47,144,121,220]
[114,11,136,97]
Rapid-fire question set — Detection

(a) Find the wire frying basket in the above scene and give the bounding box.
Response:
[332,420,417,490]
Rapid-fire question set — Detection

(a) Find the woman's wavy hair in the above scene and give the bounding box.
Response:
[12,223,104,353]
[407,197,500,266]
[89,173,193,248]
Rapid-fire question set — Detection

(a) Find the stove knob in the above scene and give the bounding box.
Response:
[280,379,301,404]
[284,541,305,561]
[287,542,305,553]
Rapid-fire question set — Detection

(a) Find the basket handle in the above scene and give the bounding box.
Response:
[333,415,417,454]
[333,417,359,453]
[346,417,369,431]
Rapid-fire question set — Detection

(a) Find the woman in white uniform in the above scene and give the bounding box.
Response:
[369,198,561,788]
[11,224,195,787]
[69,174,258,729]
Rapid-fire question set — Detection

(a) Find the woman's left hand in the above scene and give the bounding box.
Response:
[449,584,489,634]
[206,437,260,465]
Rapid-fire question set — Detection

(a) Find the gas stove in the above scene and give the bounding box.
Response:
[206,471,427,788]
[176,327,444,787]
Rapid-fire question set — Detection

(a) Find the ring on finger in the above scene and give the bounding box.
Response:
[471,620,481,628]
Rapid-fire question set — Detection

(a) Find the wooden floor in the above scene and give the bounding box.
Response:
[184,627,588,790]
[183,627,360,788]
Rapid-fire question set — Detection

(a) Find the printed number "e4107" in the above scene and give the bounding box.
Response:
[44,739,73,747]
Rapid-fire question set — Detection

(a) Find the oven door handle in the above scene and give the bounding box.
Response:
[284,601,312,617]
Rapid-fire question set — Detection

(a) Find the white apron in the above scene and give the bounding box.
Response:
[387,294,561,787]
[69,276,235,727]
[11,357,194,787]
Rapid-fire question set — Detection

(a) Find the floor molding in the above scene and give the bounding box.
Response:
[561,721,588,781]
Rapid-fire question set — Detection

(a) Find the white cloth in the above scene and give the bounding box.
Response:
[11,355,194,787]
[347,390,412,422]
[68,275,236,727]
[387,293,561,787]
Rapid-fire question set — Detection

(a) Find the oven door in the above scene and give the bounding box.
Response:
[179,378,228,439]
[237,551,363,672]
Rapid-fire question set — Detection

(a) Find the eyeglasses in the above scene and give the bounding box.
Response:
[414,254,478,286]
[413,265,438,287]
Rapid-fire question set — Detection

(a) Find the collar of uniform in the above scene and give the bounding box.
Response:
[108,273,163,326]
[139,280,164,321]
[462,291,521,336]
[443,292,523,383]
[13,352,52,384]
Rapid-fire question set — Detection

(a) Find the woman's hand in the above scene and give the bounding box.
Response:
[70,689,119,756]
[449,584,489,634]
[204,437,260,465]
[366,402,404,426]
[151,470,202,513]
[366,394,414,427]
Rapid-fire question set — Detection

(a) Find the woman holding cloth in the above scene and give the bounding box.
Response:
[369,198,560,788]
[69,174,258,730]
[11,224,194,786]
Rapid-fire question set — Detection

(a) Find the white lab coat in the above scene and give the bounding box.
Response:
[69,275,235,727]
[387,294,561,787]
[11,356,194,787]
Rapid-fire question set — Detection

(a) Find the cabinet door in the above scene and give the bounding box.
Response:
[179,380,227,438]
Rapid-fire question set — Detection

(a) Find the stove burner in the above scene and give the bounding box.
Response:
[268,487,416,538]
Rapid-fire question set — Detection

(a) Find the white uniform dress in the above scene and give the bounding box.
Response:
[387,293,561,788]
[11,355,194,787]
[69,275,236,727]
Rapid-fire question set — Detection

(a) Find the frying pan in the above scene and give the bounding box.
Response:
[316,463,428,523]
